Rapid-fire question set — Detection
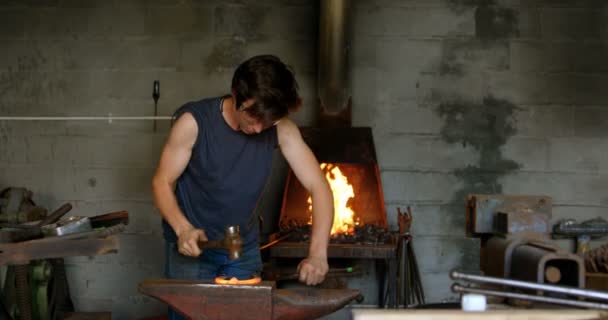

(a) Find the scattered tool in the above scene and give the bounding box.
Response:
[0,203,73,243]
[259,231,293,250]
[198,225,243,260]
[451,270,608,310]
[585,243,608,273]
[394,207,424,308]
[152,80,160,132]
[41,216,92,237]
[553,217,608,255]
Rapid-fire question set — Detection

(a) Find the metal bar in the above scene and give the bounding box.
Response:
[451,270,608,301]
[0,116,172,121]
[259,233,292,250]
[452,284,608,310]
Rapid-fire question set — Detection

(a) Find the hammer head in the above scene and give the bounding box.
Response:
[224,225,243,260]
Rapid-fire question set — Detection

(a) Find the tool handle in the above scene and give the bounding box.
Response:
[198,240,222,249]
[37,203,73,227]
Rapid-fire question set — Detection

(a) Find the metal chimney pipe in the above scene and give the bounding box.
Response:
[317,0,352,127]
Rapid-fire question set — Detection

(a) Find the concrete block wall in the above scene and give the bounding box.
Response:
[0,1,317,319]
[0,0,606,318]
[351,0,608,302]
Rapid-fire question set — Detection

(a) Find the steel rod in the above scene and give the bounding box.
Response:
[452,284,608,310]
[451,270,608,301]
[0,116,172,121]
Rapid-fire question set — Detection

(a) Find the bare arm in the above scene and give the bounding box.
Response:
[278,119,334,285]
[152,112,206,256]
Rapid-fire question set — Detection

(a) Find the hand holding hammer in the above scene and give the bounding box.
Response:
[178,225,243,260]
[197,225,243,260]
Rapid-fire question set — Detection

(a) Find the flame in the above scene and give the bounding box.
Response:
[308,163,359,235]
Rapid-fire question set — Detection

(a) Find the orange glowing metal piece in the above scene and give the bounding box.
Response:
[214,276,262,285]
[308,163,357,236]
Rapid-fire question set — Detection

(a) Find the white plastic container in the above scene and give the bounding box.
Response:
[461,293,487,311]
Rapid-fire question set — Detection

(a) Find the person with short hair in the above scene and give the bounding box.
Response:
[152,55,334,320]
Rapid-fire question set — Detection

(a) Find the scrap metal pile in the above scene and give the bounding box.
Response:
[279,220,393,245]
[586,243,608,273]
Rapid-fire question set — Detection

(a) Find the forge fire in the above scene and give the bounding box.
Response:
[280,163,392,245]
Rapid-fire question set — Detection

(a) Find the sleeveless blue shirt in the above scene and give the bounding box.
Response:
[162,96,278,249]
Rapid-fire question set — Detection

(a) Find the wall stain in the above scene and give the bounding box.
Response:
[446,0,519,41]
[0,48,45,144]
[436,96,521,270]
[446,0,494,14]
[475,5,519,41]
[204,37,247,73]
[214,5,269,40]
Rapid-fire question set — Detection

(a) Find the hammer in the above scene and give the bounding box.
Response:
[198,225,243,260]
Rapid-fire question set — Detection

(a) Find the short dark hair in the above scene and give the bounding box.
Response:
[231,55,299,125]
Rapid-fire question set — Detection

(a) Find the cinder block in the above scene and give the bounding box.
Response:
[485,71,548,105]
[145,7,211,35]
[0,71,64,104]
[0,166,154,201]
[513,105,575,138]
[387,103,444,135]
[351,67,381,111]
[440,39,509,74]
[56,38,180,70]
[412,236,480,273]
[49,135,163,168]
[501,172,608,207]
[516,7,542,39]
[59,70,166,101]
[22,7,145,38]
[573,106,608,138]
[352,36,377,69]
[353,6,475,37]
[246,39,317,73]
[0,9,25,37]
[215,4,314,40]
[501,137,548,171]
[380,171,462,202]
[509,40,545,72]
[263,5,316,40]
[548,138,608,172]
[159,70,231,104]
[80,7,145,37]
[546,74,608,105]
[353,0,446,7]
[214,4,270,38]
[420,271,458,303]
[0,40,57,71]
[107,234,165,267]
[180,36,222,70]
[541,8,602,40]
[417,73,486,106]
[58,0,115,8]
[377,39,443,75]
[65,251,164,289]
[376,135,478,171]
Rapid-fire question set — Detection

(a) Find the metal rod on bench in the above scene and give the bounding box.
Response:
[451,270,608,302]
[452,284,608,310]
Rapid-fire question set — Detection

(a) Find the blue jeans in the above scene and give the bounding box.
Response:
[164,241,262,320]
